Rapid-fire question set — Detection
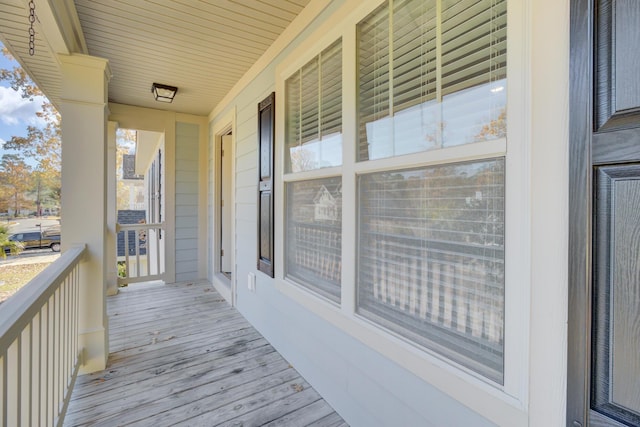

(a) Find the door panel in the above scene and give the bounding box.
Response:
[596,0,640,132]
[614,1,640,113]
[593,166,640,425]
[610,179,640,414]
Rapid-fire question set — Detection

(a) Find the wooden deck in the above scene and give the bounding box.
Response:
[64,281,347,427]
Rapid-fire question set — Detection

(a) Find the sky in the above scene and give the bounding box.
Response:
[0,42,48,163]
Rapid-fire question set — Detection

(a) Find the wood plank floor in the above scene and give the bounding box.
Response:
[64,281,347,427]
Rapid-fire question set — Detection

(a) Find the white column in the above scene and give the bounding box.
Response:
[107,121,118,297]
[59,53,112,373]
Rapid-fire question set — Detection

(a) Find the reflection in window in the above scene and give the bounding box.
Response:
[358,0,507,161]
[286,39,342,172]
[357,158,505,383]
[286,177,342,302]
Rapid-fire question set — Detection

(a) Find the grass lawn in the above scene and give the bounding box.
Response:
[0,262,51,303]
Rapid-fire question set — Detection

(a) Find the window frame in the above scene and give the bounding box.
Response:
[274,0,530,423]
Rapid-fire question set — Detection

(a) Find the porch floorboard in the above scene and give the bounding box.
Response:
[64,281,347,427]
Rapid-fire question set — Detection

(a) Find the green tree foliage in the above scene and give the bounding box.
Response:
[1,47,61,214]
[0,154,32,216]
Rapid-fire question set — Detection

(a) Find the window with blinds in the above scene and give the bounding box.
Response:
[279,0,508,384]
[285,39,342,173]
[355,0,507,383]
[357,159,505,383]
[286,178,342,302]
[358,0,507,161]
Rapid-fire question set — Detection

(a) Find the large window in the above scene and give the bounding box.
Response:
[356,0,507,383]
[281,0,507,384]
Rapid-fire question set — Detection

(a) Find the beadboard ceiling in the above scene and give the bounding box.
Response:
[0,0,311,116]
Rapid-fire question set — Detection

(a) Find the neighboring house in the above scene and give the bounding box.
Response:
[120,154,145,210]
[116,210,146,257]
[1,0,634,426]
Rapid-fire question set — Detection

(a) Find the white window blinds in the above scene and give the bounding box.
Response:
[285,39,343,172]
[358,0,507,161]
[357,159,505,383]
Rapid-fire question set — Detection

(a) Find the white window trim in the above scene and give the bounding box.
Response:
[274,0,530,424]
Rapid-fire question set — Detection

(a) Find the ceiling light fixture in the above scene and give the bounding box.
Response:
[151,83,178,103]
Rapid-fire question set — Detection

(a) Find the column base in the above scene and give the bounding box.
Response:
[78,328,108,374]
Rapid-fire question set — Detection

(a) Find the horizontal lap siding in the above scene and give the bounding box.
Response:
[176,122,200,282]
[210,1,495,425]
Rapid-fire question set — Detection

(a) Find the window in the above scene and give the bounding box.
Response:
[284,40,343,301]
[286,177,342,302]
[280,0,508,385]
[355,0,507,383]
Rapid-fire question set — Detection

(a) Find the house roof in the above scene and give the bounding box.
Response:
[0,0,312,117]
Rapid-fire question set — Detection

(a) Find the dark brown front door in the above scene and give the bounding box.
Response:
[569,0,640,426]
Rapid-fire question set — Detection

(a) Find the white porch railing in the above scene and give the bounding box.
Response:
[0,244,86,427]
[116,222,165,285]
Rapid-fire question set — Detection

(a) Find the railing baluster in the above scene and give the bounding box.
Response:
[21,327,31,426]
[40,305,46,427]
[32,312,40,427]
[47,296,53,427]
[135,229,141,278]
[157,228,162,274]
[7,341,18,426]
[0,354,4,427]
[17,333,22,426]
[146,229,151,277]
[62,279,68,407]
[124,229,130,279]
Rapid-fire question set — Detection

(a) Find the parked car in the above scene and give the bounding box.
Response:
[4,230,61,253]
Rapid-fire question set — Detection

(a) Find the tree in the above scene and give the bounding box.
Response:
[475,108,507,142]
[116,129,138,210]
[0,154,32,216]
[1,47,61,214]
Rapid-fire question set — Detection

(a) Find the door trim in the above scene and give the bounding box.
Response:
[568,0,593,424]
[211,107,237,306]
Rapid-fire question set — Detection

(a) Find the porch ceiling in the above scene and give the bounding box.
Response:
[0,0,311,116]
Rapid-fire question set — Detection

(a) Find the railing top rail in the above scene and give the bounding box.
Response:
[116,222,164,232]
[0,244,86,352]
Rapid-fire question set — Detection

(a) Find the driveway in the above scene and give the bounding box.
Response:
[8,217,60,233]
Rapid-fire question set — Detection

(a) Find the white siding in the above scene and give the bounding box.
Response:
[175,122,200,282]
